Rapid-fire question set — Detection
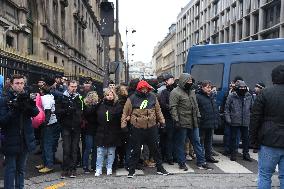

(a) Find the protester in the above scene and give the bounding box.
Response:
[95,89,122,176]
[0,74,39,189]
[121,80,169,178]
[250,65,284,189]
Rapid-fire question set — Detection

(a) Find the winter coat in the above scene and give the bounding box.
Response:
[169,73,201,129]
[250,84,284,148]
[224,92,253,127]
[196,90,220,129]
[95,100,123,147]
[159,87,173,120]
[83,104,97,136]
[55,91,83,130]
[0,90,39,155]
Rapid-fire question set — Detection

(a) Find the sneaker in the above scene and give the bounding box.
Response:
[186,155,193,161]
[61,171,68,179]
[197,164,213,170]
[127,169,135,178]
[84,168,91,174]
[157,166,170,176]
[179,163,188,171]
[206,157,219,163]
[69,170,77,178]
[35,164,44,169]
[95,169,102,177]
[38,167,53,173]
[107,169,112,175]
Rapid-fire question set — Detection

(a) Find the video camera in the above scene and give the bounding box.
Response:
[7,93,36,112]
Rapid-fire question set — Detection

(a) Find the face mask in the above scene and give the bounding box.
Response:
[236,89,247,96]
[184,83,193,90]
[166,83,176,91]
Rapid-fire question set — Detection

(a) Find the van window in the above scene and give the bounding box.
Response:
[191,64,224,89]
[230,62,284,89]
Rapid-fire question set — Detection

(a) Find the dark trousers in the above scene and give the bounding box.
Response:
[165,119,175,161]
[200,128,214,159]
[62,128,81,171]
[230,126,249,155]
[128,126,163,171]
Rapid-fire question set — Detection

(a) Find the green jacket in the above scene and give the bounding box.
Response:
[169,73,200,129]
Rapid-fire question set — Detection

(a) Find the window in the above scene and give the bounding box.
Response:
[264,3,281,29]
[47,52,49,60]
[191,64,224,89]
[6,35,14,47]
[230,62,284,89]
[53,1,58,33]
[54,56,58,64]
[61,5,65,38]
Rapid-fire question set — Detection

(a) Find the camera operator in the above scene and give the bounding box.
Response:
[0,74,39,189]
[56,80,83,179]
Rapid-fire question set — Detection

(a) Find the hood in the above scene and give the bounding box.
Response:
[63,90,79,99]
[235,80,247,88]
[178,73,192,89]
[272,65,284,84]
[136,80,153,92]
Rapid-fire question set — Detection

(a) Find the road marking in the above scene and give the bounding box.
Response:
[214,152,252,173]
[162,163,194,174]
[115,168,144,176]
[45,182,66,189]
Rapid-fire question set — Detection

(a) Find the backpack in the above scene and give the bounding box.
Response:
[32,93,45,128]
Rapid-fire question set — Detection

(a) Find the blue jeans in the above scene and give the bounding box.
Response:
[187,128,206,166]
[96,147,116,171]
[165,119,175,161]
[224,124,240,153]
[174,127,187,165]
[258,145,284,189]
[230,126,249,155]
[83,135,96,170]
[4,151,28,189]
[42,124,55,168]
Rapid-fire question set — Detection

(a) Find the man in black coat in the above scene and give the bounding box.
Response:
[0,74,39,189]
[196,80,220,163]
[250,65,284,189]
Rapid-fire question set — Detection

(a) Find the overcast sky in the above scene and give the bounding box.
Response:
[117,0,189,64]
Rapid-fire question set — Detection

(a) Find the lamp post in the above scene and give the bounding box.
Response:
[125,28,136,84]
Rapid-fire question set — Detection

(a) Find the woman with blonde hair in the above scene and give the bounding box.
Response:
[82,91,99,173]
[95,88,123,176]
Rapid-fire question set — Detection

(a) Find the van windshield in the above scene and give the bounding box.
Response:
[230,62,284,89]
[191,64,224,89]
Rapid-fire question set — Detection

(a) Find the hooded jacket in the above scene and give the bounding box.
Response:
[121,80,165,129]
[250,65,284,148]
[169,73,201,129]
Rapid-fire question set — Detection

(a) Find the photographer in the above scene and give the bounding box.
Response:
[56,80,83,179]
[0,74,39,189]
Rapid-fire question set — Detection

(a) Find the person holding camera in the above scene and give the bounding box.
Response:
[0,74,39,189]
[55,80,83,179]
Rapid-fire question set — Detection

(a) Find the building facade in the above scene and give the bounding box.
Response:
[0,0,105,83]
[129,61,154,80]
[176,0,284,77]
[152,24,176,77]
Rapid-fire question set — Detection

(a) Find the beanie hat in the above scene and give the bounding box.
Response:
[163,73,174,81]
[255,82,265,89]
[136,80,153,92]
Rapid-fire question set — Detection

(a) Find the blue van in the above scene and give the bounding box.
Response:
[185,39,284,133]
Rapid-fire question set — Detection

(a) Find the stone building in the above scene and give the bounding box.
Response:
[152,24,176,77]
[176,0,284,77]
[0,0,105,83]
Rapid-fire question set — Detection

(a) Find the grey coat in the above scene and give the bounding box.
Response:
[225,92,253,127]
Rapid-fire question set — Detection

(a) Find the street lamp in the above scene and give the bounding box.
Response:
[125,28,136,84]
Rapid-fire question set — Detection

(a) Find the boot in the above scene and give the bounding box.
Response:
[230,152,237,161]
[243,153,252,162]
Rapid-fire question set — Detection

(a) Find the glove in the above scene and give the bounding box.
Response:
[174,120,181,127]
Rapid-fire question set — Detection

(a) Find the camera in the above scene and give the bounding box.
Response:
[7,93,36,112]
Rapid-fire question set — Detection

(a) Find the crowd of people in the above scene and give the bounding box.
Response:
[0,64,283,189]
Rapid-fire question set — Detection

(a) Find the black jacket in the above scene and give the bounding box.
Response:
[159,86,173,120]
[250,84,284,148]
[196,91,220,129]
[0,90,39,155]
[56,91,83,130]
[95,100,123,147]
[83,104,97,136]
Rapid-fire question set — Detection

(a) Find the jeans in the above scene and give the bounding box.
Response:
[165,119,175,161]
[52,123,61,154]
[128,126,163,171]
[62,128,81,171]
[96,147,116,171]
[83,135,96,170]
[4,151,28,189]
[224,124,240,153]
[174,127,187,165]
[200,128,213,159]
[258,145,284,189]
[230,126,249,155]
[187,128,206,166]
[42,124,55,168]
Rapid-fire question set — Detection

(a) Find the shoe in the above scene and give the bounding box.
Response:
[127,169,135,178]
[243,154,252,162]
[230,153,237,161]
[61,171,68,179]
[95,169,102,177]
[35,164,44,169]
[211,151,219,156]
[179,163,188,171]
[186,155,193,161]
[197,164,213,170]
[222,151,231,156]
[38,167,53,173]
[69,170,77,178]
[206,157,219,163]
[253,149,258,153]
[84,168,91,174]
[107,169,112,175]
[167,160,174,165]
[157,166,170,176]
